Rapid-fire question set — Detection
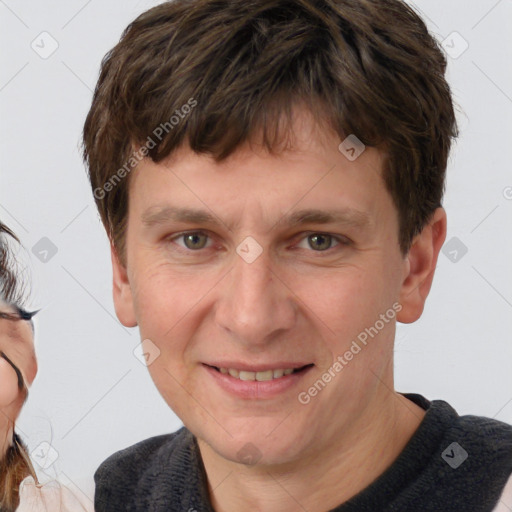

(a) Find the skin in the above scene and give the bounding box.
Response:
[111,106,447,512]
[0,300,38,461]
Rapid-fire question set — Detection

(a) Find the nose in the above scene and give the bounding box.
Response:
[214,243,297,349]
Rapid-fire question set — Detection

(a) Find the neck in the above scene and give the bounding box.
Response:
[199,389,426,512]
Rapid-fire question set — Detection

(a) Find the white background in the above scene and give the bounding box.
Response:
[1,0,511,503]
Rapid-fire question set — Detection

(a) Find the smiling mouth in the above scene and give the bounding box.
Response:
[205,364,314,381]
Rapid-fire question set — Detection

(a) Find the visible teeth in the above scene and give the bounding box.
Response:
[218,367,301,380]
[256,370,273,381]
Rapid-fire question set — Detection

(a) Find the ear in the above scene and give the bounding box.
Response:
[111,243,138,327]
[397,207,447,324]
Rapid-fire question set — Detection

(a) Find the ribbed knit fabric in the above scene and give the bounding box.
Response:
[94,394,512,511]
[94,428,213,512]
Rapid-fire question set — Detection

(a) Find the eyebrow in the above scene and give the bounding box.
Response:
[141,206,371,231]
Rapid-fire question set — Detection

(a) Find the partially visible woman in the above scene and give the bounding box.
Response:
[0,221,92,511]
[0,221,38,511]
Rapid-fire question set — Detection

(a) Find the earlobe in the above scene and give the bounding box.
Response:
[397,207,447,324]
[111,243,138,328]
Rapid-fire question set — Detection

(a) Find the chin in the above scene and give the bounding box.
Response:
[197,422,310,468]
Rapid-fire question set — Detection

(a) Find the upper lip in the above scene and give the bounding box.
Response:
[204,362,313,372]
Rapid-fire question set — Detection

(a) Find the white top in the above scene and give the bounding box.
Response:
[15,476,94,512]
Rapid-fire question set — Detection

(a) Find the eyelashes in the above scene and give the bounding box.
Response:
[15,306,39,321]
[0,350,26,392]
[0,307,38,322]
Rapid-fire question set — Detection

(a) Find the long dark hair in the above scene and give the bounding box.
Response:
[0,221,39,511]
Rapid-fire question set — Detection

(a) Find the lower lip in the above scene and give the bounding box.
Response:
[203,364,313,400]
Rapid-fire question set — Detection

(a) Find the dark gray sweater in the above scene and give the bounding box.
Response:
[94,394,512,511]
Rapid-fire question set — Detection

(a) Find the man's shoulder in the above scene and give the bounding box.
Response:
[98,431,174,469]
[423,399,512,511]
[95,426,188,477]
[94,426,193,510]
[427,397,512,480]
[393,395,512,511]
[454,409,512,452]
[409,393,512,450]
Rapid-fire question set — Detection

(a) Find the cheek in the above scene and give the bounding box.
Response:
[130,267,209,419]
[20,327,38,386]
[0,358,19,406]
[131,263,212,347]
[303,264,398,366]
[25,355,38,387]
[301,266,382,327]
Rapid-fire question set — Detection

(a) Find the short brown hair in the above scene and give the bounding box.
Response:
[82,0,458,264]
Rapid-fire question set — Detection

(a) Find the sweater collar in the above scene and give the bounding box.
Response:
[178,393,455,511]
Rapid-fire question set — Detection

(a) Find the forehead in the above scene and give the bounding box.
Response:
[128,142,392,245]
[133,110,387,204]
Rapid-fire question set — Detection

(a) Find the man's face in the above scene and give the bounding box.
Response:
[114,110,412,465]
